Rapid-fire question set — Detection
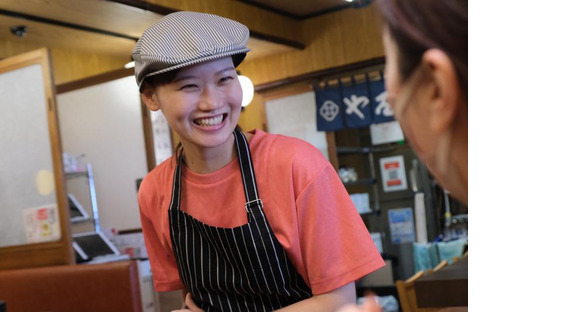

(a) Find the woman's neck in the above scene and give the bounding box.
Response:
[180,134,237,174]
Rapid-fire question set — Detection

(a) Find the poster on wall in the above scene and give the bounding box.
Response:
[370,120,405,145]
[150,110,173,165]
[379,155,408,192]
[387,208,415,244]
[22,204,61,243]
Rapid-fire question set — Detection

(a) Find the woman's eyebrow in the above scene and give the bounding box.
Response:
[218,66,236,74]
[173,75,199,83]
[173,67,236,83]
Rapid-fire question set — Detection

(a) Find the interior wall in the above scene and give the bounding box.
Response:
[149,0,302,44]
[57,76,149,232]
[0,40,128,85]
[238,5,383,85]
[50,49,128,85]
[237,4,384,131]
[1,2,384,149]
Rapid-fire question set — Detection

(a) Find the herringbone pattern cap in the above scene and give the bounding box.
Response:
[133,11,250,87]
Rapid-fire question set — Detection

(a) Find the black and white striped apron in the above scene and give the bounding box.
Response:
[169,130,313,311]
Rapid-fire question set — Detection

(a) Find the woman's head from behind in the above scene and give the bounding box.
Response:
[378,0,468,204]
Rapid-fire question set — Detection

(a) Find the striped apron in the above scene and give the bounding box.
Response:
[168,130,313,311]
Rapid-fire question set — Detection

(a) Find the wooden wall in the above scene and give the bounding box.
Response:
[0,39,127,85]
[237,4,385,131]
[1,1,384,128]
[149,0,303,44]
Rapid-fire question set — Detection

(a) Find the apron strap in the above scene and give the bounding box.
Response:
[169,130,260,211]
[233,129,260,203]
[168,152,184,211]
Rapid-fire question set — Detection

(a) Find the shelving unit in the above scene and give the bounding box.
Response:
[336,145,396,212]
[65,163,100,232]
[332,126,436,283]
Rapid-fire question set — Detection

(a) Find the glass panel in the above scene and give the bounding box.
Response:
[0,64,60,247]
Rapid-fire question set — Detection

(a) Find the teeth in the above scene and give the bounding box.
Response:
[195,115,224,126]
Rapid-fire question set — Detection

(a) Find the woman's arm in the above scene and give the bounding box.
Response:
[171,291,203,312]
[173,283,355,312]
[274,282,356,312]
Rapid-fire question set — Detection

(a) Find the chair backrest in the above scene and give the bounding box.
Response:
[426,260,448,275]
[397,270,445,312]
[396,271,424,312]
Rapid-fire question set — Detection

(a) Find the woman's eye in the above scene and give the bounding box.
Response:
[219,76,234,83]
[179,84,198,90]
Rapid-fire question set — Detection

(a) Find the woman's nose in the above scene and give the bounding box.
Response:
[198,86,220,110]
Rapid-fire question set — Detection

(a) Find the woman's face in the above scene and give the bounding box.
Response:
[143,57,242,151]
[382,26,439,170]
[382,25,468,203]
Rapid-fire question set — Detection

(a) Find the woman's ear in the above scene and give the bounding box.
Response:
[141,86,161,111]
[421,49,461,135]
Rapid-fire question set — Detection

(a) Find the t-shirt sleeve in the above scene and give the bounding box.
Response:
[294,162,385,295]
[138,178,184,292]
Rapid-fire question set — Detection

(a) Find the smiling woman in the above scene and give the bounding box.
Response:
[134,11,385,312]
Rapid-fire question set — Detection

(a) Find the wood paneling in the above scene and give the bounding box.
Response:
[50,49,128,85]
[150,0,303,44]
[238,4,384,86]
[0,0,163,38]
[0,14,136,58]
[237,4,385,131]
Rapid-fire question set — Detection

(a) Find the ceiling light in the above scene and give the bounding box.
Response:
[124,61,135,69]
[238,75,254,107]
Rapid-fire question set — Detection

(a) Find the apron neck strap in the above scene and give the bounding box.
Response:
[169,151,185,211]
[233,129,260,203]
[169,130,260,212]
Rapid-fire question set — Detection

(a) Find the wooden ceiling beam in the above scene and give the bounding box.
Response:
[135,0,304,48]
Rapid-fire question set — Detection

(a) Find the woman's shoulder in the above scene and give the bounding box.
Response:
[251,129,322,157]
[138,156,176,199]
[250,129,330,174]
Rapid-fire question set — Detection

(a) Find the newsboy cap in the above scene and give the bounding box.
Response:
[132,11,250,88]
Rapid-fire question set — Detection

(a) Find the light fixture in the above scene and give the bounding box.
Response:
[10,25,27,37]
[238,75,254,107]
[124,61,135,69]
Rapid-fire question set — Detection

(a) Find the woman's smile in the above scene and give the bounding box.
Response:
[193,113,227,128]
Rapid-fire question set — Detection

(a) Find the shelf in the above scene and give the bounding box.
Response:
[343,178,376,186]
[359,209,380,217]
[65,171,89,178]
[336,145,397,155]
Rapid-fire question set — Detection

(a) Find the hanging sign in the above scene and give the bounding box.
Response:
[369,79,395,123]
[314,75,396,131]
[379,155,408,192]
[315,84,344,131]
[341,81,373,128]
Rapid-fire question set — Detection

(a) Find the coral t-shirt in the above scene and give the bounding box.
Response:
[138,129,384,295]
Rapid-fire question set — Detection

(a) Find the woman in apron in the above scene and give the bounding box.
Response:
[135,12,385,311]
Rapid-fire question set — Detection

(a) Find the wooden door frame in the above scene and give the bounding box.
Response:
[0,48,74,270]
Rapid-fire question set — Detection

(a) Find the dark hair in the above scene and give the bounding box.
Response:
[140,69,180,93]
[378,0,467,99]
[139,55,245,93]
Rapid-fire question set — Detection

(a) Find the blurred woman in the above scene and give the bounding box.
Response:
[339,0,467,310]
